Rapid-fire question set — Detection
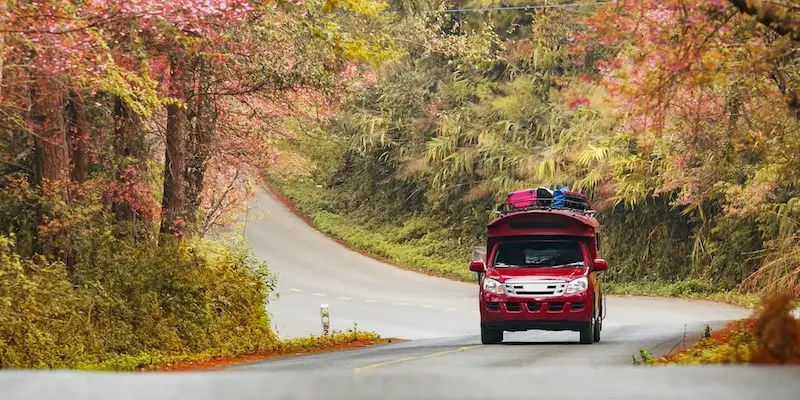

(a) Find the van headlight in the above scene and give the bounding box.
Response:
[482,278,504,294]
[565,277,588,294]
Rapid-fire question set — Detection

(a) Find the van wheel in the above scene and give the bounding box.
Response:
[593,315,601,343]
[481,325,503,345]
[579,308,594,344]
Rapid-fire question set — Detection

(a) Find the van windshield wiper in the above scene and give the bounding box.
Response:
[552,261,585,268]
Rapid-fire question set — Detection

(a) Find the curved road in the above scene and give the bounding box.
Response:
[241,191,751,367]
[5,191,800,400]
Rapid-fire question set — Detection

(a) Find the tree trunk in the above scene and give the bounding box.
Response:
[31,72,68,187]
[185,58,216,233]
[30,70,69,259]
[112,96,142,222]
[160,55,189,239]
[66,91,89,183]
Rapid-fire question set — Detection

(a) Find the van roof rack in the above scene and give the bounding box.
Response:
[497,201,597,218]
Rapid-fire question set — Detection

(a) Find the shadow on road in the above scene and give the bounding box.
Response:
[499,341,587,346]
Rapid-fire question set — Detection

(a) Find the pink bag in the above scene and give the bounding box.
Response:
[506,187,553,209]
[506,189,537,209]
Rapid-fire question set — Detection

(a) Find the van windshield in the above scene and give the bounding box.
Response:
[492,241,584,268]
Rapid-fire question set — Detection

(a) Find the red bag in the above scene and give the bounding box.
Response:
[563,191,590,210]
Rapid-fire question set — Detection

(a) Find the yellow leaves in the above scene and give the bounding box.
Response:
[576,169,604,192]
[97,64,164,118]
[426,135,456,163]
[576,144,609,167]
[533,158,557,182]
[312,19,402,66]
[341,35,403,66]
[323,0,388,17]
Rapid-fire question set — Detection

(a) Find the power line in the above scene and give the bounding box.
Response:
[439,1,614,13]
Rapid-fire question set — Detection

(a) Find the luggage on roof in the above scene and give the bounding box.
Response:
[504,186,590,212]
[506,187,553,209]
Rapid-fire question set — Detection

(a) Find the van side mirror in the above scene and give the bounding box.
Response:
[593,258,608,271]
[469,260,486,272]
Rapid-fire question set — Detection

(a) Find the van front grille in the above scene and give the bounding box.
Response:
[503,280,566,298]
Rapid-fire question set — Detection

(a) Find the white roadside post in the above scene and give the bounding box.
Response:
[320,304,330,335]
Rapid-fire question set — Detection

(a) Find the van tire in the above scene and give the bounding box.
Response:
[579,308,594,344]
[481,325,503,344]
[593,315,602,343]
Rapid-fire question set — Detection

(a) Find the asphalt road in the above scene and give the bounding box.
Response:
[4,190,800,400]
[4,366,800,400]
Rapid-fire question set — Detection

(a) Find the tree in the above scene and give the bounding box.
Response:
[1,0,401,252]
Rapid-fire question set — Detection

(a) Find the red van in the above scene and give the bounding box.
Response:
[469,195,607,344]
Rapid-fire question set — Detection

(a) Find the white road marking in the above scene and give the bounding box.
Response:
[393,302,408,306]
[473,311,479,315]
[422,305,436,309]
[289,288,303,292]
[313,293,326,297]
[338,296,352,300]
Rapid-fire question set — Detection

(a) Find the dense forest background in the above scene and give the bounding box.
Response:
[270,0,800,300]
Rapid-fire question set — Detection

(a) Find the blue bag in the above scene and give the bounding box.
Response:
[552,186,568,208]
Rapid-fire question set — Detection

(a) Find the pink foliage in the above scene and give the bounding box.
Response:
[575,0,784,205]
[105,166,160,219]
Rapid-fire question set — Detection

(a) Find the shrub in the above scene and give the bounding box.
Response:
[651,294,800,365]
[0,233,278,369]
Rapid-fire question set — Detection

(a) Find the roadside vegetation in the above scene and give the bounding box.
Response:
[0,0,397,370]
[268,0,800,309]
[97,329,387,372]
[635,295,800,365]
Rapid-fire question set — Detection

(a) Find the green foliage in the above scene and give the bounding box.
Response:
[632,349,654,366]
[276,328,381,353]
[0,231,278,369]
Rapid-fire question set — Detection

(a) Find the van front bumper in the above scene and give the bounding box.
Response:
[479,292,593,332]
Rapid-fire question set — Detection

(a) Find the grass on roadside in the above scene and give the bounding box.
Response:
[634,294,800,365]
[77,329,388,372]
[605,281,761,309]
